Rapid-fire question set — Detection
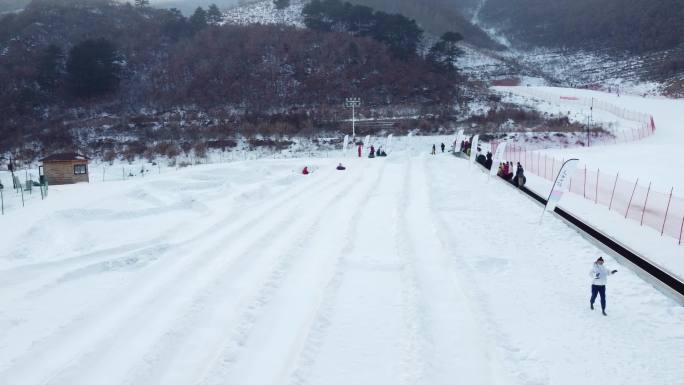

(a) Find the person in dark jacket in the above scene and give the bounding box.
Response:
[336,163,346,170]
[369,145,376,158]
[431,144,436,155]
[485,152,493,170]
[514,163,526,187]
[590,257,618,316]
[440,142,445,153]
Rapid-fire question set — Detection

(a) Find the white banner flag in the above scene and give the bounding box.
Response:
[545,159,579,213]
[343,135,349,153]
[489,142,507,176]
[469,134,479,164]
[454,130,464,152]
[386,134,393,154]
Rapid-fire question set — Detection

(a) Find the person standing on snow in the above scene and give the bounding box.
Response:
[589,257,618,316]
[440,142,445,153]
[431,144,436,155]
[358,144,362,158]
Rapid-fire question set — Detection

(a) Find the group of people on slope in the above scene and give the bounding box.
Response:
[459,140,472,156]
[302,163,347,175]
[430,143,446,155]
[497,161,526,187]
[357,144,387,158]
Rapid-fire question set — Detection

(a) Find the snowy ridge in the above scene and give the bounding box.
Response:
[222,0,307,27]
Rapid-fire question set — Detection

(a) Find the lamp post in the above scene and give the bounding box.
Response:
[588,97,594,147]
[344,97,361,139]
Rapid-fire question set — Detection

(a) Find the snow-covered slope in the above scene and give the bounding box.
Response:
[0,146,682,385]
[222,0,307,27]
[497,86,684,192]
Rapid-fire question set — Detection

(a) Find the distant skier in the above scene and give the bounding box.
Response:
[431,144,436,155]
[302,166,310,175]
[336,163,346,170]
[589,257,618,316]
[358,144,362,158]
[369,145,375,158]
[440,142,445,153]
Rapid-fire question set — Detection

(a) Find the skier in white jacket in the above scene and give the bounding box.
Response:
[589,257,618,316]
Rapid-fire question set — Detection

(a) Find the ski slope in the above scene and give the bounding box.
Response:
[0,151,683,385]
[496,86,684,192]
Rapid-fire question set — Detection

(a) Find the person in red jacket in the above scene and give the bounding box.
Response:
[358,144,362,158]
[302,166,310,175]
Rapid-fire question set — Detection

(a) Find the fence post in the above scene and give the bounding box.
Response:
[640,182,652,226]
[595,169,600,204]
[538,152,541,175]
[544,155,547,179]
[626,178,639,218]
[0,189,3,215]
[583,166,587,198]
[680,216,684,245]
[661,188,674,236]
[608,172,619,211]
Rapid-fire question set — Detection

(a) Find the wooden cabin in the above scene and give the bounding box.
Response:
[40,153,90,185]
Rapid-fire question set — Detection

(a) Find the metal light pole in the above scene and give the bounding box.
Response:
[344,97,361,139]
[588,97,594,147]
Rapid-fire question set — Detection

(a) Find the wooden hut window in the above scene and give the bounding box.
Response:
[74,164,87,175]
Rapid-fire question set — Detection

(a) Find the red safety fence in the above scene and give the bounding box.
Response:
[500,144,684,245]
[517,89,652,125]
[505,89,656,147]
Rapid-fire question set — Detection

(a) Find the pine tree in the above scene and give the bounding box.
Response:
[189,7,208,33]
[36,44,64,92]
[206,4,223,25]
[428,31,463,72]
[66,38,120,98]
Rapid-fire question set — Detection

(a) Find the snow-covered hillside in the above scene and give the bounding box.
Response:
[222,0,307,27]
[0,145,683,385]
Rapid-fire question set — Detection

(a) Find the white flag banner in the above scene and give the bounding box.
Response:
[365,135,371,149]
[469,134,479,164]
[343,135,349,153]
[489,142,507,176]
[455,129,464,152]
[386,134,393,153]
[545,159,580,213]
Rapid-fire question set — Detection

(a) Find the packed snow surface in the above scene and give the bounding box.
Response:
[1,149,683,385]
